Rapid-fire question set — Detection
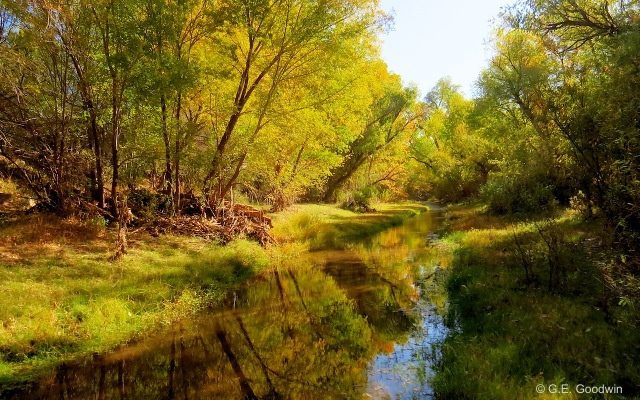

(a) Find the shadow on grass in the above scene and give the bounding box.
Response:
[432,211,640,399]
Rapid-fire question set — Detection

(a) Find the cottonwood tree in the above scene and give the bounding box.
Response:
[141,0,215,211]
[322,69,420,203]
[201,0,381,207]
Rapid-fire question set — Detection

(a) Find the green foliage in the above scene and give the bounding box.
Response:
[408,79,492,202]
[127,187,172,220]
[0,0,410,215]
[481,171,556,214]
[319,66,423,203]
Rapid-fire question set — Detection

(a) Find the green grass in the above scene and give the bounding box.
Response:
[431,206,640,399]
[0,217,268,386]
[0,202,425,386]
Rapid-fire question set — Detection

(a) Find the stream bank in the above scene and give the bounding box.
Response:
[0,203,430,393]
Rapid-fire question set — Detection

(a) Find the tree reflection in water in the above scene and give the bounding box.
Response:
[6,210,448,400]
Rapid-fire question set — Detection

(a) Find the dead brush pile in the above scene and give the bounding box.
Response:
[131,195,275,246]
[2,188,276,247]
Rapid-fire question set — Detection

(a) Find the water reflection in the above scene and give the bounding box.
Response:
[4,209,447,400]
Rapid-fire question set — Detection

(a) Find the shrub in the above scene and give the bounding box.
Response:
[341,187,375,213]
[481,172,556,214]
[128,188,172,220]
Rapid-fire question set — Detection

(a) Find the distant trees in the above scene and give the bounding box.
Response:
[407,79,493,203]
[408,0,640,253]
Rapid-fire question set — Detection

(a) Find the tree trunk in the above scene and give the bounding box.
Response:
[174,91,182,213]
[160,94,173,202]
[110,101,120,221]
[78,80,105,210]
[203,110,242,195]
[322,154,367,203]
[61,29,105,209]
[92,118,105,210]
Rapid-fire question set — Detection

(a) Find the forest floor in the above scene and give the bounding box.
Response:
[432,204,640,399]
[0,202,426,386]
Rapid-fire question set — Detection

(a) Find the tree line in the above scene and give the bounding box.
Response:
[411,0,640,256]
[0,0,423,222]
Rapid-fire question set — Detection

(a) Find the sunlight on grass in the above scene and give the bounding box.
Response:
[271,202,428,249]
[0,214,270,384]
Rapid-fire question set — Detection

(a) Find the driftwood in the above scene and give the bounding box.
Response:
[53,186,277,246]
[135,202,274,246]
[215,203,274,245]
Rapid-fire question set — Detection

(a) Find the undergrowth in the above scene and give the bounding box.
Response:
[432,206,640,399]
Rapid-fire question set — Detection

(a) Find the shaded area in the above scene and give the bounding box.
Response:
[432,207,640,399]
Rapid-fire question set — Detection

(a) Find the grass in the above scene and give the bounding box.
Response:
[0,202,426,387]
[431,205,640,399]
[0,213,270,386]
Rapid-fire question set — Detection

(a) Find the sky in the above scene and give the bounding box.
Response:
[379,0,513,97]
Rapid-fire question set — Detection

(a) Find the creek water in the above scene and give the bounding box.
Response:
[6,208,448,400]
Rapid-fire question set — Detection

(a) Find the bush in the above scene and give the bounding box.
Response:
[481,172,556,214]
[341,187,375,213]
[128,188,172,220]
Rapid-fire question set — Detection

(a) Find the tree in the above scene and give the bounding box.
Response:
[322,67,420,203]
[201,0,382,207]
[407,79,494,202]
[0,1,88,212]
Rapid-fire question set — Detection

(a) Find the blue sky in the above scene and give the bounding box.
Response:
[379,0,513,97]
